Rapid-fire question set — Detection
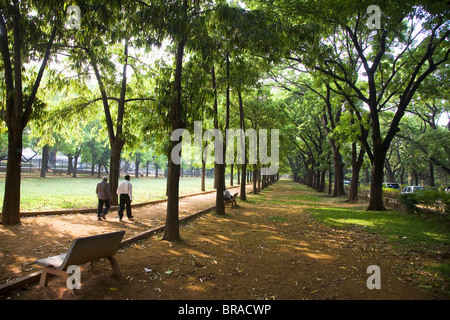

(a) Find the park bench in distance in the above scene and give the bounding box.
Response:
[224,193,238,207]
[35,230,125,292]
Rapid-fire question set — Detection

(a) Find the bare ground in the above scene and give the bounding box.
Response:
[1,180,448,301]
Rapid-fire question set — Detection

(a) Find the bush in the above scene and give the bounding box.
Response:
[398,193,419,214]
[382,188,400,199]
[398,190,450,214]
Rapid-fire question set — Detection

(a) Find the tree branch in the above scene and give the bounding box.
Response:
[23,25,58,129]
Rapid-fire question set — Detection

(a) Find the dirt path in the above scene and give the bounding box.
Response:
[0,185,248,285]
[1,181,447,300]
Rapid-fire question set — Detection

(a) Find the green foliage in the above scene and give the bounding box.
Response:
[382,187,400,199]
[310,205,450,248]
[398,193,420,214]
[398,190,450,214]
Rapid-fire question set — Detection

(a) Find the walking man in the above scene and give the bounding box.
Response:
[117,175,133,221]
[96,176,113,221]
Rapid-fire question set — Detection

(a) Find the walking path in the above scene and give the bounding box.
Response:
[1,181,447,300]
[0,184,250,294]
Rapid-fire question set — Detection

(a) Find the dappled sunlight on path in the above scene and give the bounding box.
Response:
[0,185,248,286]
[2,180,446,300]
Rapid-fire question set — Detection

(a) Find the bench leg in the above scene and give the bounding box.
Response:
[39,267,75,294]
[108,256,121,277]
[40,268,66,287]
[39,269,50,287]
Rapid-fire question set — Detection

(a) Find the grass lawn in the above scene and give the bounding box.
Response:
[270,182,450,250]
[252,181,450,294]
[0,175,217,211]
[307,205,450,293]
[308,207,450,247]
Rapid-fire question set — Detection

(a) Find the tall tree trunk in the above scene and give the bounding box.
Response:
[317,170,326,192]
[348,143,365,202]
[237,165,240,184]
[165,143,181,241]
[201,160,206,191]
[2,133,22,225]
[40,145,49,178]
[72,154,79,178]
[109,140,123,205]
[90,39,129,205]
[212,58,226,215]
[252,164,258,194]
[328,172,332,195]
[332,147,345,197]
[238,88,247,201]
[230,164,234,186]
[67,155,73,175]
[163,34,186,241]
[384,158,395,182]
[367,147,388,211]
[257,168,261,192]
[0,5,56,225]
[135,159,140,178]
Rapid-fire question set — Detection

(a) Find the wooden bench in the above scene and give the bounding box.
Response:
[224,193,238,207]
[35,231,125,291]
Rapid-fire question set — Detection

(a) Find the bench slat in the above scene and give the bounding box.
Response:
[35,231,125,271]
[35,231,126,292]
[62,231,125,270]
[35,254,66,269]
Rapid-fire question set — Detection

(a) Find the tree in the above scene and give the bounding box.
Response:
[261,0,450,210]
[0,0,63,224]
[209,2,286,202]
[139,0,212,241]
[57,1,155,204]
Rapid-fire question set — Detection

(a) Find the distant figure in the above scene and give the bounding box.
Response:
[96,176,113,221]
[446,186,450,193]
[117,175,133,221]
[224,188,232,200]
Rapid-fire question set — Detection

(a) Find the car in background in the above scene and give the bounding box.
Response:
[400,186,425,194]
[383,182,400,190]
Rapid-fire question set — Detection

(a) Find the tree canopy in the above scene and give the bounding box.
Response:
[0,1,448,237]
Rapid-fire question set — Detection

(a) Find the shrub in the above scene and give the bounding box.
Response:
[398,193,419,214]
[382,188,400,200]
[398,190,450,214]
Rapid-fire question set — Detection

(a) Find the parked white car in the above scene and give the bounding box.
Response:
[400,186,425,194]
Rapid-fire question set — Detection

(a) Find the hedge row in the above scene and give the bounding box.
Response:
[398,190,450,214]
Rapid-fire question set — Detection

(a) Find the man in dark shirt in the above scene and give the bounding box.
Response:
[96,176,113,221]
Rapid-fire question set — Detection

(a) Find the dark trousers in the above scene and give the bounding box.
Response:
[97,199,110,217]
[118,194,132,219]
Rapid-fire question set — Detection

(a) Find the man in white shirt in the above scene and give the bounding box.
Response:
[117,175,133,221]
